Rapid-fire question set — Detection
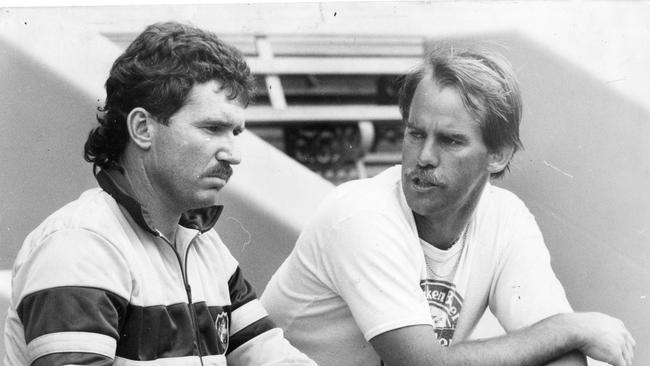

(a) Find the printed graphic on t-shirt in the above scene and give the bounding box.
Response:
[420,279,463,346]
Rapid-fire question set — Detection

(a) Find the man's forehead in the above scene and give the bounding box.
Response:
[410,83,484,126]
[168,81,246,127]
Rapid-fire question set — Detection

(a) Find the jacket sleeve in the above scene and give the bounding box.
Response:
[12,229,130,365]
[225,267,316,366]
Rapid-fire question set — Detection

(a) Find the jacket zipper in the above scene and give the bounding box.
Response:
[158,231,205,366]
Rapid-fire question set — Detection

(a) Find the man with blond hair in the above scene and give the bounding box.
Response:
[262,46,635,366]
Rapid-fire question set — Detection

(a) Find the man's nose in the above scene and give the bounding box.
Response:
[416,138,440,168]
[216,136,242,165]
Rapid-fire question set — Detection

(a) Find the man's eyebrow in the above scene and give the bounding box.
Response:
[445,131,468,138]
[437,131,469,142]
[405,119,420,129]
[195,118,235,127]
[196,118,245,133]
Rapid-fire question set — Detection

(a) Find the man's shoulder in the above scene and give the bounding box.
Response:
[13,187,131,283]
[479,183,530,216]
[471,183,538,246]
[302,166,412,245]
[25,187,124,245]
[325,165,403,213]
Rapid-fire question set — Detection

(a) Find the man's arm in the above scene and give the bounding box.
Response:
[310,207,634,366]
[545,351,587,366]
[224,266,316,366]
[476,202,620,366]
[12,230,129,366]
[370,312,635,366]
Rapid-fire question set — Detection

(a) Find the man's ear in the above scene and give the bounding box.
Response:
[126,107,155,150]
[487,144,514,174]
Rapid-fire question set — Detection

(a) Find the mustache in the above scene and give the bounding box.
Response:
[406,168,443,186]
[205,163,233,181]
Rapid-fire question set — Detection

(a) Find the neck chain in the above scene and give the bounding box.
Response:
[423,226,468,278]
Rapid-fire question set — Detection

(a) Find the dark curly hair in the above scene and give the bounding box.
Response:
[84,21,255,171]
[398,45,523,178]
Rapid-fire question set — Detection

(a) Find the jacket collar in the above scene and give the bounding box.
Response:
[95,168,223,235]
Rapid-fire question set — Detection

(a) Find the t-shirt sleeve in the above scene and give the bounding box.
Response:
[12,229,130,365]
[320,212,433,341]
[489,209,572,331]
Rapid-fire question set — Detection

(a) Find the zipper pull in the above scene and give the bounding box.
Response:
[186,283,193,301]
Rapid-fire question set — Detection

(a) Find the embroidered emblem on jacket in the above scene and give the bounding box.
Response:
[215,312,230,353]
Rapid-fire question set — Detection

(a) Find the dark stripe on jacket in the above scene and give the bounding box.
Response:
[17,286,127,343]
[116,302,230,360]
[227,266,281,353]
[33,352,113,366]
[19,286,233,362]
[227,267,258,311]
[226,317,276,354]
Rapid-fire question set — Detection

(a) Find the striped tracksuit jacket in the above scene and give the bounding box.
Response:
[4,169,314,366]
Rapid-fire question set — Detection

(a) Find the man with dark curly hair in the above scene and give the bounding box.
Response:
[4,22,315,366]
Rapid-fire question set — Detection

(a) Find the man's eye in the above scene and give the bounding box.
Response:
[442,136,462,146]
[407,128,424,139]
[204,126,222,133]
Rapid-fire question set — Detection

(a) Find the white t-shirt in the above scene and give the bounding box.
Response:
[261,165,571,366]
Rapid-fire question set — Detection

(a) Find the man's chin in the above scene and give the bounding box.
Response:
[192,190,223,208]
[404,192,441,217]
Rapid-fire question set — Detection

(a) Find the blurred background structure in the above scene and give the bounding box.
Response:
[1,2,649,364]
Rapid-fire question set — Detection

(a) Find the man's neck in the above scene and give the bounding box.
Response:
[120,159,181,243]
[414,183,487,250]
[415,212,470,250]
